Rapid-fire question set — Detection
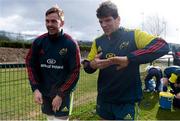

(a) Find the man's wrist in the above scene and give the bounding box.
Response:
[55,94,62,99]
[83,60,97,74]
[34,89,40,93]
[90,60,97,69]
[57,91,65,99]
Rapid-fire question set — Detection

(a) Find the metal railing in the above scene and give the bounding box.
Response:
[0,63,46,120]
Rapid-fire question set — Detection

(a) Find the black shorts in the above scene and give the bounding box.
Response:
[41,92,73,117]
[96,99,139,120]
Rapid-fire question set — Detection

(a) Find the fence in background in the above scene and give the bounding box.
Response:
[0,64,46,120]
[0,63,97,120]
[0,55,174,120]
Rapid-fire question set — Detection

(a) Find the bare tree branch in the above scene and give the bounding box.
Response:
[142,15,167,37]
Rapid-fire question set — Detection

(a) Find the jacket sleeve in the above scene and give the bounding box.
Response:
[25,40,41,92]
[127,29,169,64]
[57,40,81,98]
[82,40,97,74]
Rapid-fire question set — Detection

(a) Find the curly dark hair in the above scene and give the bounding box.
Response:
[96,1,119,19]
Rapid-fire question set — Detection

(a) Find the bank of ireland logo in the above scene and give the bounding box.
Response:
[59,48,67,55]
[47,59,56,64]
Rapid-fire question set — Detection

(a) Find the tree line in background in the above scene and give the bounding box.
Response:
[0,36,92,51]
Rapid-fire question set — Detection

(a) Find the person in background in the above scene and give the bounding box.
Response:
[26,5,80,121]
[82,1,169,120]
[144,65,163,92]
[161,66,180,108]
[172,46,180,66]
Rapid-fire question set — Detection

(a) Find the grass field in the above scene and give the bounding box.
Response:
[0,64,180,120]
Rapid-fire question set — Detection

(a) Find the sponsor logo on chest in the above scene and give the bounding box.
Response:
[40,58,64,69]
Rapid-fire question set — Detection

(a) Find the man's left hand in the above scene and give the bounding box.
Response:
[90,52,112,69]
[52,95,62,112]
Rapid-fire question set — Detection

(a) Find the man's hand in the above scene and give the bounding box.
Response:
[52,95,62,112]
[175,92,180,99]
[90,53,112,69]
[34,89,43,105]
[108,56,129,70]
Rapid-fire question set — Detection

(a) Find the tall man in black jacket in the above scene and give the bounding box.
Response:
[82,1,169,120]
